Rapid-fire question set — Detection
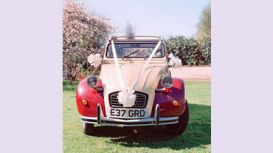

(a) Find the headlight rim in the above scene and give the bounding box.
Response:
[87,75,98,87]
[160,75,173,88]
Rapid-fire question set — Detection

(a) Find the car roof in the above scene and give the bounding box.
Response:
[110,36,162,43]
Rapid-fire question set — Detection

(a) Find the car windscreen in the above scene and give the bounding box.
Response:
[106,43,165,58]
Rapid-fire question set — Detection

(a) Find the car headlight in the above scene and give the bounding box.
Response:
[160,75,173,88]
[87,75,98,87]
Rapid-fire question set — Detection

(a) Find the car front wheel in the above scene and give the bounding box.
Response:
[165,101,189,135]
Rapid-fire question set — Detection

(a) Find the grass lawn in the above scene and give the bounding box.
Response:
[63,80,211,153]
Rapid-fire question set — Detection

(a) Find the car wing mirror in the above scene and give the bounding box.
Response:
[88,53,102,68]
[168,53,182,68]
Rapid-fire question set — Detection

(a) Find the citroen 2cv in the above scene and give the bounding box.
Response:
[76,36,189,135]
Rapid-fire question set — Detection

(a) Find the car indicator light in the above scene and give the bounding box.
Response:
[81,98,88,106]
[172,100,179,106]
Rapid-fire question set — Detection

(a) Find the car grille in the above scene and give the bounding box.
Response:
[109,91,148,108]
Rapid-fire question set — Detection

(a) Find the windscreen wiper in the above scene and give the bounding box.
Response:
[122,50,140,59]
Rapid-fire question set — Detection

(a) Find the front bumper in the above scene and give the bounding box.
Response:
[80,104,179,127]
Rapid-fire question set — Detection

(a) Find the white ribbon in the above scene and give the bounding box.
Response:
[168,53,182,67]
[111,40,126,90]
[111,40,136,107]
[111,40,161,107]
[87,53,102,68]
[130,40,161,90]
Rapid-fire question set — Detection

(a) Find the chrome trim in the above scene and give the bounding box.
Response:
[80,115,178,127]
[109,91,148,108]
[155,104,160,126]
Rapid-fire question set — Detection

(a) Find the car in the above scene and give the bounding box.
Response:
[76,36,189,135]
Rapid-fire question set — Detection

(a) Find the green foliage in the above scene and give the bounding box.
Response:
[166,36,210,65]
[63,80,79,91]
[200,38,211,65]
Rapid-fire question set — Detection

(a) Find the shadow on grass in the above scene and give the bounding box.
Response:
[91,104,211,150]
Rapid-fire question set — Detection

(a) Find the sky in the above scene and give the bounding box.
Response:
[82,0,210,38]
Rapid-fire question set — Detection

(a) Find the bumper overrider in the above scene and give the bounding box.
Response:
[80,104,179,127]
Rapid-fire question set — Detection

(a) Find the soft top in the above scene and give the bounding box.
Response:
[110,36,162,42]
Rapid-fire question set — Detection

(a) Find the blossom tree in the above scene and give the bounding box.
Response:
[63,0,113,80]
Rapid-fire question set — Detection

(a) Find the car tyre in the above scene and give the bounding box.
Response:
[166,101,189,135]
[83,123,95,135]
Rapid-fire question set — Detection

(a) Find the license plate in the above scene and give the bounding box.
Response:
[110,109,145,118]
